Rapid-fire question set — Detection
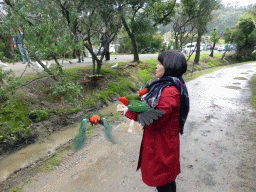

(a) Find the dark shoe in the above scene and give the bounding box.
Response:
[77,61,81,63]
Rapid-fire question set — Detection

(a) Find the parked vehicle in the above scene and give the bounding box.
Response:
[217,46,226,52]
[94,47,104,55]
[207,46,212,50]
[227,44,236,51]
[109,44,116,53]
[217,44,236,52]
[182,42,203,54]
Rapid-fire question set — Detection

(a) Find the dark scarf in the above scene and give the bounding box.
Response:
[142,76,189,134]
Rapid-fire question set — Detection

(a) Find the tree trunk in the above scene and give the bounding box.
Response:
[209,42,216,57]
[194,32,202,65]
[120,13,139,63]
[96,60,102,74]
[175,34,179,50]
[92,58,95,75]
[130,34,139,62]
[5,35,14,59]
[221,51,227,60]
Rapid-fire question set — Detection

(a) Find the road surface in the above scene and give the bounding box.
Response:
[20,62,256,192]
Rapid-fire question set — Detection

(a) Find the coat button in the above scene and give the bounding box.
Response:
[150,147,153,149]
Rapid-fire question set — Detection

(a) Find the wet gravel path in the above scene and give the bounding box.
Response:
[21,62,256,192]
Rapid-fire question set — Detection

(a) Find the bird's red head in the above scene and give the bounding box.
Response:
[90,115,101,124]
[138,88,148,96]
[119,97,129,106]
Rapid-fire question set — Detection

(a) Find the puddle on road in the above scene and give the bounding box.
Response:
[214,100,235,108]
[206,76,216,78]
[0,102,121,183]
[225,86,241,90]
[233,77,247,80]
[240,73,248,74]
[247,70,254,72]
[232,82,241,85]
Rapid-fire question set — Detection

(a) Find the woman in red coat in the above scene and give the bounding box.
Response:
[117,50,189,192]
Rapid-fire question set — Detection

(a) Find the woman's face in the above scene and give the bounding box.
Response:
[156,63,165,78]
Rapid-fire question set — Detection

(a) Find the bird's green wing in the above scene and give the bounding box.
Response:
[140,80,151,90]
[125,94,141,101]
[128,100,154,113]
[101,117,116,144]
[137,110,166,127]
[74,118,88,150]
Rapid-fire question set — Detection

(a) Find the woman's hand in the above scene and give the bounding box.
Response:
[117,104,128,115]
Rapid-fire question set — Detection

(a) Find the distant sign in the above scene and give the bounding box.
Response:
[205,36,209,41]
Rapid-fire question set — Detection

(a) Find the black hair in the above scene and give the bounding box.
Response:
[158,50,187,77]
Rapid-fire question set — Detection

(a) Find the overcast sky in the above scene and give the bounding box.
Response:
[221,0,255,6]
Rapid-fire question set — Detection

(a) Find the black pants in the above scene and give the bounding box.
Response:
[156,181,176,192]
[76,50,84,62]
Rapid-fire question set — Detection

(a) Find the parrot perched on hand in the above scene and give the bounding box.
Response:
[119,97,165,127]
[74,112,116,149]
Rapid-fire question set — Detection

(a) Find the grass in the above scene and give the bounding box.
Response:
[185,52,232,61]
[8,184,25,192]
[63,66,90,80]
[207,58,221,68]
[83,78,135,107]
[107,113,123,121]
[138,58,158,83]
[252,75,256,108]
[39,150,68,172]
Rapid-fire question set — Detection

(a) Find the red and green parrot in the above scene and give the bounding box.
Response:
[74,112,116,149]
[119,96,165,127]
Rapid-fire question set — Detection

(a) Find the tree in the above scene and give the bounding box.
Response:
[246,4,256,20]
[229,14,256,59]
[3,0,68,79]
[207,4,246,37]
[0,1,15,59]
[52,0,122,75]
[182,0,221,64]
[171,4,195,51]
[209,27,220,57]
[118,0,176,63]
[3,0,121,76]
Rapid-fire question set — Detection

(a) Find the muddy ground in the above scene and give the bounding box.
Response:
[0,59,256,192]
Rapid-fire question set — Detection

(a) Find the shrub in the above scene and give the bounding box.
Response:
[51,76,82,104]
[0,101,31,141]
[29,110,49,122]
[83,96,96,107]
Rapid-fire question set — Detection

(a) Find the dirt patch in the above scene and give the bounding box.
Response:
[0,138,78,192]
[225,86,241,89]
[234,77,248,80]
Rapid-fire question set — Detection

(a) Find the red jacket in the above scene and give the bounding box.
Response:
[125,86,181,187]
